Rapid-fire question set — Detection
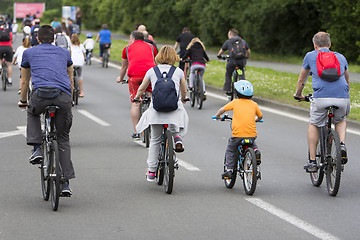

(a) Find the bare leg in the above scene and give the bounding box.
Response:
[131,102,141,133]
[308,123,319,160]
[335,120,346,143]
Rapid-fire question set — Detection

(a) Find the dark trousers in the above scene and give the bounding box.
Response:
[223,61,246,92]
[225,137,257,169]
[27,91,75,180]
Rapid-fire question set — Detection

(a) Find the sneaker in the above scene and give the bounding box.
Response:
[79,92,85,98]
[304,160,318,173]
[225,91,232,96]
[61,180,72,197]
[132,133,140,140]
[146,171,156,182]
[18,89,21,94]
[255,149,261,165]
[174,136,184,153]
[203,94,207,101]
[340,142,348,164]
[222,170,233,179]
[29,147,43,165]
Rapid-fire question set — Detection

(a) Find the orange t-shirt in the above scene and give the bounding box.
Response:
[224,99,262,138]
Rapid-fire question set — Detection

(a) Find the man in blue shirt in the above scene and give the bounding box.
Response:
[294,31,350,173]
[18,25,75,196]
[95,24,112,64]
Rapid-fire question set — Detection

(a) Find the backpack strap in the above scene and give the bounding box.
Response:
[153,65,176,79]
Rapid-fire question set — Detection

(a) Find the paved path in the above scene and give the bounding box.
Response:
[85,30,360,82]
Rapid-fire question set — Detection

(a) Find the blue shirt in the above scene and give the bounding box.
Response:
[99,29,111,44]
[21,43,73,95]
[302,48,349,98]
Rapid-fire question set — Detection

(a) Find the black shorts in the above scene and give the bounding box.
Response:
[0,46,13,62]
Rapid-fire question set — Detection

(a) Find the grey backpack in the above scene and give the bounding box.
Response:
[55,34,68,49]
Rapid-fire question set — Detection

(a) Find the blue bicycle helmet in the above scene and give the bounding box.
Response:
[234,80,254,98]
[86,33,92,38]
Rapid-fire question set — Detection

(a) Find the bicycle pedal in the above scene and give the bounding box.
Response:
[60,193,71,198]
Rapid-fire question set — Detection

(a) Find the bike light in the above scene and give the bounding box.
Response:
[50,112,55,117]
[328,114,334,118]
[164,124,168,128]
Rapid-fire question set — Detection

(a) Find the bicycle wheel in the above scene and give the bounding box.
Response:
[223,156,237,189]
[310,128,325,187]
[2,68,7,91]
[190,86,195,107]
[102,53,106,68]
[164,130,174,194]
[73,78,79,106]
[40,140,51,201]
[50,140,61,211]
[243,148,258,195]
[326,130,342,196]
[196,77,204,109]
[156,159,165,186]
[144,127,150,148]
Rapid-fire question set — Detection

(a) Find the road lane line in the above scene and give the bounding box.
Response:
[77,110,111,126]
[206,92,360,136]
[133,139,201,171]
[245,198,340,240]
[92,58,121,70]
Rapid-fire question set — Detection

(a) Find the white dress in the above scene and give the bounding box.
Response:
[135,64,189,136]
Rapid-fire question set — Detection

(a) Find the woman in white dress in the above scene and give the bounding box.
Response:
[134,45,189,182]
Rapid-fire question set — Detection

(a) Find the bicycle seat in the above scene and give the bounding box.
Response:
[0,52,7,59]
[241,139,253,146]
[44,106,60,115]
[325,106,339,110]
[103,44,111,49]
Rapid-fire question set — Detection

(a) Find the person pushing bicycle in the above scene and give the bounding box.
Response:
[294,31,350,173]
[217,28,250,96]
[214,80,262,179]
[18,25,75,196]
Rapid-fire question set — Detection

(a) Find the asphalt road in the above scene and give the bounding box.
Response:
[1,46,360,239]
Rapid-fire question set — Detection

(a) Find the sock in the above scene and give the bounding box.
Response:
[8,78,12,83]
[309,159,316,163]
[33,144,41,151]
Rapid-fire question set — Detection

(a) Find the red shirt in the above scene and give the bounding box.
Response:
[0,31,12,47]
[122,40,157,77]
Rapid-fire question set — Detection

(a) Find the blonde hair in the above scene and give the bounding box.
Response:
[22,37,31,48]
[155,45,180,65]
[186,37,205,50]
[71,34,80,46]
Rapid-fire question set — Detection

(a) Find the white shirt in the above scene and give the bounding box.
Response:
[13,46,28,68]
[70,44,86,66]
[12,23,18,33]
[83,39,95,50]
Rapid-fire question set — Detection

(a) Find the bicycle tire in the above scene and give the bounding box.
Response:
[310,127,325,187]
[190,87,195,107]
[156,161,165,186]
[223,156,237,189]
[326,130,342,196]
[164,130,174,194]
[196,77,204,109]
[73,78,79,106]
[144,127,150,148]
[102,53,106,68]
[50,140,61,211]
[40,139,51,201]
[243,148,258,195]
[2,68,7,91]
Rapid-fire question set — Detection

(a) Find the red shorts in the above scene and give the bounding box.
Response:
[128,75,152,101]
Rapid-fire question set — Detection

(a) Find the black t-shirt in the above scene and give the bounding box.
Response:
[176,32,195,52]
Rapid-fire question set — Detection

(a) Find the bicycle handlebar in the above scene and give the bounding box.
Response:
[212,114,263,122]
[217,55,229,60]
[294,93,312,102]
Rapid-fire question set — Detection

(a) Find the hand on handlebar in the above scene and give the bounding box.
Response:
[182,97,190,103]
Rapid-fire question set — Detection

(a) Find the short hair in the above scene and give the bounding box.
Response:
[38,25,54,44]
[155,45,180,65]
[182,27,190,33]
[71,34,80,46]
[312,32,331,48]
[131,31,144,41]
[229,28,239,36]
[102,24,108,29]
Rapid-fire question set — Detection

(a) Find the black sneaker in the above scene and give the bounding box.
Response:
[132,133,140,140]
[340,142,348,164]
[222,170,233,179]
[203,94,207,101]
[255,149,261,165]
[29,148,43,165]
[174,136,184,153]
[61,180,72,197]
[225,91,232,96]
[304,161,318,173]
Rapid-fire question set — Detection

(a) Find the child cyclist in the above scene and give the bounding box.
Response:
[83,33,95,61]
[214,80,263,179]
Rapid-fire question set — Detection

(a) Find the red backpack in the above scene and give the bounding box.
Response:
[315,51,342,82]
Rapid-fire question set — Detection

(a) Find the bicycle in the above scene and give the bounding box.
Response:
[182,57,191,87]
[73,67,80,106]
[218,55,245,102]
[189,68,205,109]
[295,94,344,196]
[102,44,110,68]
[212,114,262,195]
[85,49,93,65]
[1,52,9,91]
[40,105,69,211]
[139,93,151,148]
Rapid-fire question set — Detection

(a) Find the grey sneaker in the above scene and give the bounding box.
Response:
[304,161,318,173]
[340,142,348,164]
[29,148,43,165]
[61,180,72,197]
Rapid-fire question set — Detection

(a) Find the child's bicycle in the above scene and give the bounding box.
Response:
[218,55,245,102]
[295,94,344,196]
[212,114,262,195]
[85,49,93,65]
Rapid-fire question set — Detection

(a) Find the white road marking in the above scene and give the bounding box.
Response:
[77,110,111,126]
[245,198,340,240]
[0,126,26,139]
[133,139,201,171]
[206,91,360,136]
[92,58,121,70]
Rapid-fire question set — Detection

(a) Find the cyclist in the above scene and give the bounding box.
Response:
[30,18,40,46]
[174,27,195,70]
[70,34,86,97]
[182,37,209,99]
[116,31,157,139]
[294,31,350,172]
[217,28,250,95]
[12,37,31,94]
[133,45,188,182]
[95,24,112,64]
[0,19,13,86]
[214,80,262,179]
[83,33,95,61]
[18,25,75,195]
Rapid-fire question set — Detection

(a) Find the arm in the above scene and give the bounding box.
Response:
[174,42,179,51]
[116,58,128,83]
[12,57,17,65]
[256,115,263,122]
[95,34,100,43]
[67,65,74,96]
[215,107,226,118]
[217,49,225,57]
[19,67,31,106]
[344,69,350,87]
[294,67,311,100]
[246,48,251,58]
[180,75,187,102]
[134,77,150,100]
